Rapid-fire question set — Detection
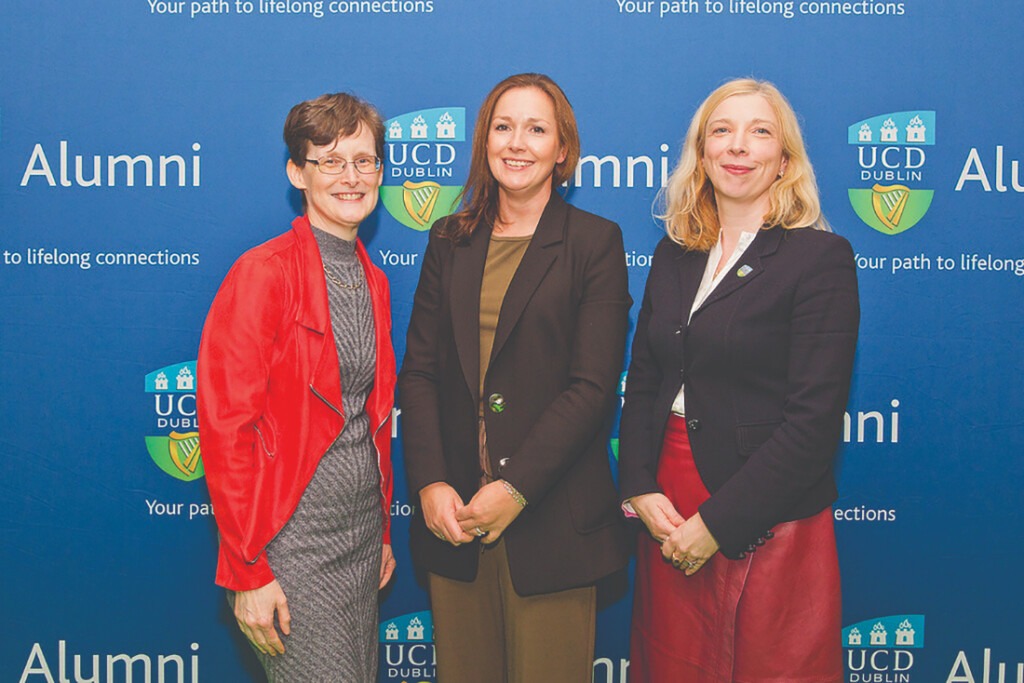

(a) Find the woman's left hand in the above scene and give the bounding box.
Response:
[379,544,396,589]
[661,512,720,576]
[455,480,525,543]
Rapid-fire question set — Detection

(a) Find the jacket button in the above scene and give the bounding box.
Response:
[675,326,683,335]
[754,537,766,546]
[686,418,701,432]
[488,393,506,413]
[746,544,757,553]
[499,458,509,469]
[736,551,746,560]
[764,530,775,540]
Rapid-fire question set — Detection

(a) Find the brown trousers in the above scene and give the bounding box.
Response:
[428,539,596,683]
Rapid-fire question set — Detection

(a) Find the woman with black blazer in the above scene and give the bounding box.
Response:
[399,73,631,683]
[619,78,859,682]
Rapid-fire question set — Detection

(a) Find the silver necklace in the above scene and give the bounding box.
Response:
[323,264,362,290]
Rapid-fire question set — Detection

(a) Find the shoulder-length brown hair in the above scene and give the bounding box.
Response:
[659,78,829,252]
[441,73,581,242]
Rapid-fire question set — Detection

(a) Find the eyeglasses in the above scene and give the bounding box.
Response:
[305,155,381,175]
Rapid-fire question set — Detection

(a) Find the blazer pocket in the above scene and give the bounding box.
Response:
[736,420,782,458]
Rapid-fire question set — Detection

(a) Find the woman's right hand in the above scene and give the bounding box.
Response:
[419,482,475,546]
[233,579,290,656]
[629,492,685,543]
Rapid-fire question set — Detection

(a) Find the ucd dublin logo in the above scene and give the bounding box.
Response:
[844,614,924,682]
[379,610,436,681]
[144,362,203,482]
[381,108,466,231]
[848,112,935,235]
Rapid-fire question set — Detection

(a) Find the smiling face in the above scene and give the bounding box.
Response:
[701,93,788,217]
[486,86,567,204]
[286,124,382,240]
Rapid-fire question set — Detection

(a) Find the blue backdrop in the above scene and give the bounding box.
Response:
[3,1,1023,681]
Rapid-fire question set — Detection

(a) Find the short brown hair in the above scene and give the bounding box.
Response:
[283,92,385,165]
[444,74,580,242]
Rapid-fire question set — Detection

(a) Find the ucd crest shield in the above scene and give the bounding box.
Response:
[146,431,204,482]
[145,361,204,481]
[381,107,466,232]
[847,111,936,236]
[848,185,934,235]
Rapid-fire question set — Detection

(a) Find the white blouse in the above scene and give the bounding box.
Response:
[670,229,759,416]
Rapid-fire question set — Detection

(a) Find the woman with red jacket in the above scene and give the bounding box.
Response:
[197,92,396,682]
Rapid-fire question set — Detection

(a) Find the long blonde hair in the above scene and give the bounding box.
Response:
[659,78,828,251]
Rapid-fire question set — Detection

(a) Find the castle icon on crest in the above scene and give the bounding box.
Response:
[905,115,926,143]
[895,619,916,645]
[436,112,457,139]
[154,372,169,391]
[176,367,194,391]
[858,123,872,143]
[410,116,428,139]
[880,118,898,143]
[384,622,399,640]
[870,622,888,646]
[388,121,403,140]
[407,617,425,640]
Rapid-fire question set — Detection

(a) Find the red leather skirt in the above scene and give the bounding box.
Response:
[630,414,843,683]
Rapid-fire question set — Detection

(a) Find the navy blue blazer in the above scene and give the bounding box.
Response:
[618,226,859,559]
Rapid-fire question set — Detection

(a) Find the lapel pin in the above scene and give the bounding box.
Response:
[737,265,753,278]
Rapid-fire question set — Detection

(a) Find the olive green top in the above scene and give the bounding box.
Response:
[479,233,532,399]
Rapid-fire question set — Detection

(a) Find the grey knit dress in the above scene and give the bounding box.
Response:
[256,228,382,682]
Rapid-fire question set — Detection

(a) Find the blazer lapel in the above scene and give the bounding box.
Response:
[450,223,490,407]
[692,226,783,317]
[489,194,567,365]
[677,246,707,321]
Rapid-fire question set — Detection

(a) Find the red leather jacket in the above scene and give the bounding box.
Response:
[197,215,396,591]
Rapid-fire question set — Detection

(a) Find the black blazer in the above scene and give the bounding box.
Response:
[619,226,859,559]
[399,193,632,596]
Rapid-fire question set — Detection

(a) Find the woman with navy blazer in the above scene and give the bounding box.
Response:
[399,73,631,682]
[619,79,859,682]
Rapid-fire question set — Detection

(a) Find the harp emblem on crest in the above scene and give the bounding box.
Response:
[870,183,911,231]
[402,181,442,227]
[167,431,202,477]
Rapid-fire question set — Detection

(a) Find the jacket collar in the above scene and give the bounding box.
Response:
[290,214,392,418]
[289,214,381,330]
[679,225,785,319]
[291,215,331,335]
[449,191,569,406]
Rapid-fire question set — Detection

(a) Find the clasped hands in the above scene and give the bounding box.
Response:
[420,480,524,546]
[630,492,720,576]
